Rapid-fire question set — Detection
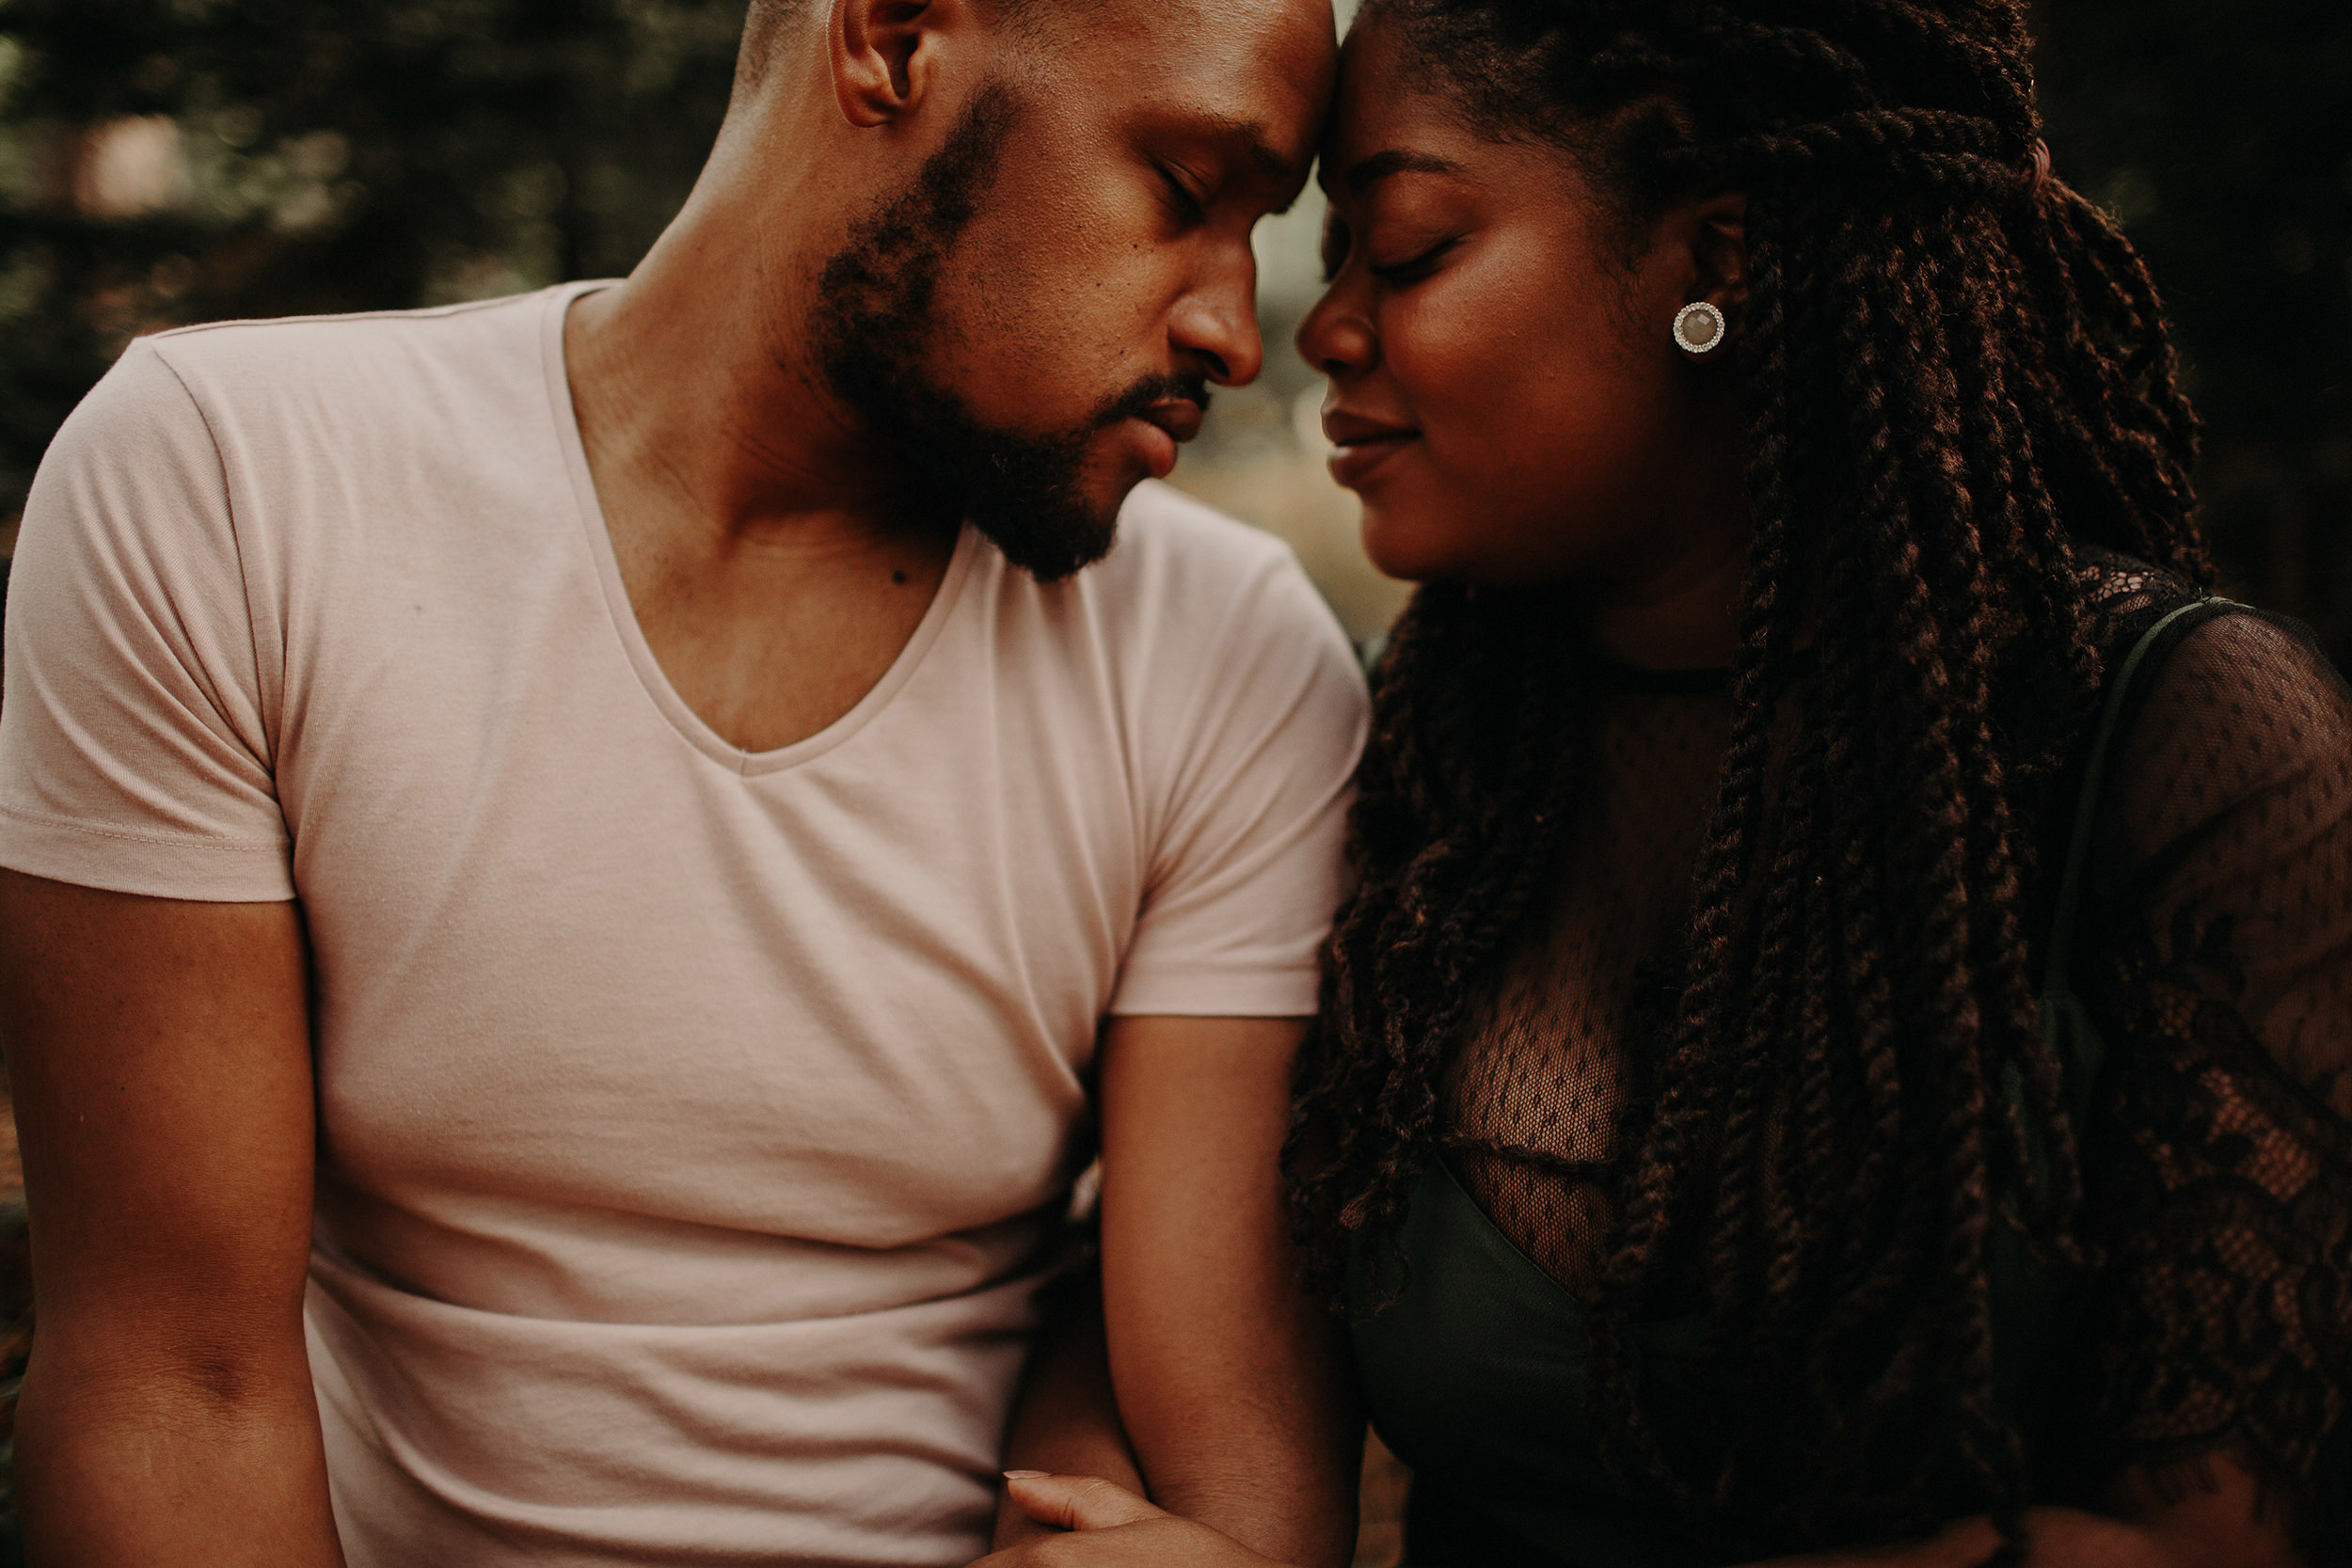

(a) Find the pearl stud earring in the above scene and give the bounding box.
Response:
[1674,301,1726,356]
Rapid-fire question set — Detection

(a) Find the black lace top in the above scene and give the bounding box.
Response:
[1438,552,2352,1555]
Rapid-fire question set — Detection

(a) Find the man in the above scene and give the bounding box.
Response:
[0,1,1365,1563]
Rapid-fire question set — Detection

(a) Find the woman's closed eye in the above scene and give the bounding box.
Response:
[1321,214,1458,286]
[1368,235,1458,283]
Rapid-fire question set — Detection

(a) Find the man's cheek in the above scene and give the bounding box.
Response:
[966,200,1174,355]
[953,308,1135,433]
[923,338,1080,439]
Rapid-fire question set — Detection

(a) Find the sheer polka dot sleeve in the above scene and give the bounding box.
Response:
[2069,610,2352,1554]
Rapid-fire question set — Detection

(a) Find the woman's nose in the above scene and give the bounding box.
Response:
[1295,283,1375,377]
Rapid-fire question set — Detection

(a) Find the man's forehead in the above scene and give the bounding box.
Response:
[1062,1,1331,94]
[1129,93,1317,182]
[1073,1,1334,163]
[1073,0,1333,46]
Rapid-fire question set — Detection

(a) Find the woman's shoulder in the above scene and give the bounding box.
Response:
[2067,543,2348,817]
[2076,543,2352,1132]
[2088,552,2351,834]
[2069,543,2210,657]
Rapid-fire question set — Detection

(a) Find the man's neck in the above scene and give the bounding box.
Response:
[562,155,962,755]
[563,147,908,541]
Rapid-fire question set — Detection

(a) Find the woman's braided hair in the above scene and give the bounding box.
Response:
[1284,0,2207,1555]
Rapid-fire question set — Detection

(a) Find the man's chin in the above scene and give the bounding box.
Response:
[973,448,1158,581]
[967,494,1120,583]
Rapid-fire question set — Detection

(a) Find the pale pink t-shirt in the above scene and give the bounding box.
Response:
[0,283,1369,1567]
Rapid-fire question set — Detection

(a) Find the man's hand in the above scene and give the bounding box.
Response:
[975,1472,1295,1568]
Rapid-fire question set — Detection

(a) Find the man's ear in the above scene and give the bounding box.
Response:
[1690,191,1748,316]
[831,0,963,129]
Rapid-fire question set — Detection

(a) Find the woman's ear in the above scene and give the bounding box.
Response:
[1691,191,1748,316]
[830,0,963,128]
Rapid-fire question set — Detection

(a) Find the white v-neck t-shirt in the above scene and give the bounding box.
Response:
[0,282,1369,1567]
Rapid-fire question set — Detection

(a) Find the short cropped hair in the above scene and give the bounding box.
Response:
[735,0,801,91]
[736,0,1045,94]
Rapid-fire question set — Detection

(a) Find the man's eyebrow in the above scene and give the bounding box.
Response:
[1201,114,1311,205]
[1336,149,1464,195]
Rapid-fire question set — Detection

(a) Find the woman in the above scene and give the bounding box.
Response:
[990,1,2352,1563]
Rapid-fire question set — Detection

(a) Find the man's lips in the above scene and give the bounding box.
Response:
[1322,407,1418,487]
[1126,399,1205,480]
[1136,399,1205,444]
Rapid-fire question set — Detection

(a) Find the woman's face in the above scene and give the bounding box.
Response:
[1297,19,1745,592]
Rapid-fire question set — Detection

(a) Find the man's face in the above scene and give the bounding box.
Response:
[812,0,1335,579]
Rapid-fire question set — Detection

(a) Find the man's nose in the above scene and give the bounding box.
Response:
[1168,242,1265,388]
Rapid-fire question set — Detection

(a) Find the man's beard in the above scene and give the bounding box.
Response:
[809,81,1209,582]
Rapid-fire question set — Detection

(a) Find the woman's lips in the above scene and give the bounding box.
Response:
[1322,409,1418,489]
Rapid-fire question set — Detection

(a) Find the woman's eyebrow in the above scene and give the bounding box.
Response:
[1337,149,1464,195]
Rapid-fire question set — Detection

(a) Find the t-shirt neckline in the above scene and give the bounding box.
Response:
[537,279,979,778]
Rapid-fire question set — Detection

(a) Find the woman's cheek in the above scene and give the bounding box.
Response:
[1357,451,1535,584]
[1356,463,1456,581]
[1383,275,1499,414]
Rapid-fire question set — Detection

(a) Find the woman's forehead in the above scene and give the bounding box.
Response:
[1321,24,1472,177]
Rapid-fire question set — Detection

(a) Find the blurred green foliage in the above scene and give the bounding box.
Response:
[0,0,747,522]
[0,0,2345,656]
[2037,0,2352,656]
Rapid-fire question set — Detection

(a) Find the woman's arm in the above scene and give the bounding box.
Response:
[988,1452,2298,1568]
[0,870,342,1567]
[977,1015,1359,1568]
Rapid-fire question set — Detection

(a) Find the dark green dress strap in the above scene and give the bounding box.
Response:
[2036,596,2233,1120]
[1988,594,2237,1446]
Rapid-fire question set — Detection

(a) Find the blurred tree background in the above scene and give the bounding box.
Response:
[2036,0,2352,654]
[0,0,747,545]
[0,2,2342,1560]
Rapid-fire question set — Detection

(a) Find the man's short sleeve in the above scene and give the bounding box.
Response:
[1107,549,1369,1018]
[0,340,293,901]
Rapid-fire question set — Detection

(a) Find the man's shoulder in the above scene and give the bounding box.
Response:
[1041,483,1366,735]
[1091,481,1340,639]
[1110,483,1298,571]
[143,286,558,361]
[32,287,589,568]
[129,286,570,420]
[1114,480,1295,565]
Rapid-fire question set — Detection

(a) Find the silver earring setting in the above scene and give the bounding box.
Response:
[1674,301,1726,356]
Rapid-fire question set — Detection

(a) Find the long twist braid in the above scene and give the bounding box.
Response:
[1285,0,2205,1555]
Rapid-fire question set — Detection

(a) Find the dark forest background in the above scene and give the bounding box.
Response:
[0,1,2342,1559]
[0,0,2347,653]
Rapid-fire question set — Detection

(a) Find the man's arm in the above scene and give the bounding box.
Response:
[1092,1014,1360,1568]
[0,869,342,1566]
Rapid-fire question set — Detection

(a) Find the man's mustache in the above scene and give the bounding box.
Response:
[1093,372,1213,430]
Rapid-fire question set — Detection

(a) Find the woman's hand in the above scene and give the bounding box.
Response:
[972,1472,1300,1567]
